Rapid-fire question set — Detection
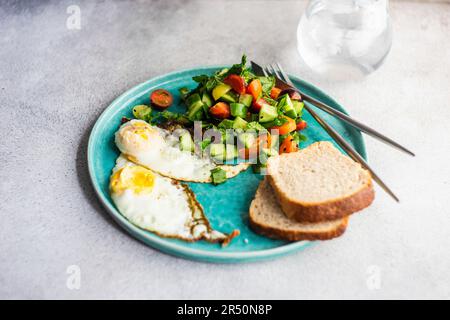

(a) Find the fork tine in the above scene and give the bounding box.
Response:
[275,62,294,86]
[262,66,268,77]
[265,64,274,77]
[266,61,415,157]
[270,63,283,80]
[271,61,400,202]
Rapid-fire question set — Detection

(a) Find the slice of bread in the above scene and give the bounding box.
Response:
[249,179,349,241]
[267,141,374,223]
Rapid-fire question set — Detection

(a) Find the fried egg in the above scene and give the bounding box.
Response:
[110,155,232,242]
[114,120,249,182]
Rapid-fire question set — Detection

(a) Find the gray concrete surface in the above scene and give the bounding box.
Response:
[0,0,449,299]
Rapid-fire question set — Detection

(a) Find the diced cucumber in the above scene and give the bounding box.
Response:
[186,93,202,108]
[210,167,227,185]
[218,119,235,129]
[202,103,210,119]
[209,143,225,158]
[132,105,152,121]
[238,93,253,107]
[277,93,290,106]
[260,121,274,129]
[208,144,237,161]
[219,91,238,103]
[187,102,204,121]
[191,110,204,121]
[278,94,297,118]
[179,132,194,152]
[284,107,297,119]
[259,104,278,123]
[238,132,256,149]
[246,121,267,132]
[202,92,213,108]
[260,116,289,129]
[200,138,212,150]
[212,83,232,100]
[293,101,304,115]
[232,116,248,130]
[218,129,234,144]
[230,103,247,118]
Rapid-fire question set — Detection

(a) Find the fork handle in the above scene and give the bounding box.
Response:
[301,92,415,157]
[303,103,400,202]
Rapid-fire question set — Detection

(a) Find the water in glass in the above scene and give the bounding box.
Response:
[297,0,392,80]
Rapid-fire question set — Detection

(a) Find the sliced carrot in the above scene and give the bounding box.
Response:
[279,135,298,154]
[247,79,262,100]
[270,87,282,100]
[270,116,296,135]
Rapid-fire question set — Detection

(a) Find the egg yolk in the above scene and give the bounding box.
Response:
[129,122,152,140]
[121,121,162,143]
[110,165,155,194]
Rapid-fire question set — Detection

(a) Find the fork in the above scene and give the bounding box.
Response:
[264,62,400,202]
[263,63,415,157]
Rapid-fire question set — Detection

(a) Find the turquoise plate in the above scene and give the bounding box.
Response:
[87,66,367,263]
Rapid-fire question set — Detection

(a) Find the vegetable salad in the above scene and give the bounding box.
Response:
[128,55,308,183]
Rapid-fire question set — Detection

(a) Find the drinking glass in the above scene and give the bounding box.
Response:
[297,0,392,80]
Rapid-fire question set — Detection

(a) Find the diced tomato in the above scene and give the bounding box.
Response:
[270,87,282,100]
[279,135,298,154]
[209,102,231,119]
[296,120,307,131]
[150,89,173,110]
[247,79,262,100]
[223,74,246,94]
[270,116,296,135]
[252,98,269,112]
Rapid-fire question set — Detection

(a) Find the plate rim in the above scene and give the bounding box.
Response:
[87,65,367,263]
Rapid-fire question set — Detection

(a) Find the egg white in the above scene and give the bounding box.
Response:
[115,120,249,182]
[110,155,230,242]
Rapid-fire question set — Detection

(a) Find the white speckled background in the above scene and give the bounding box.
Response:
[0,0,449,299]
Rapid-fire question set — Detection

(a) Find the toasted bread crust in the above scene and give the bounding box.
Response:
[249,210,349,241]
[267,174,375,223]
[248,180,350,241]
